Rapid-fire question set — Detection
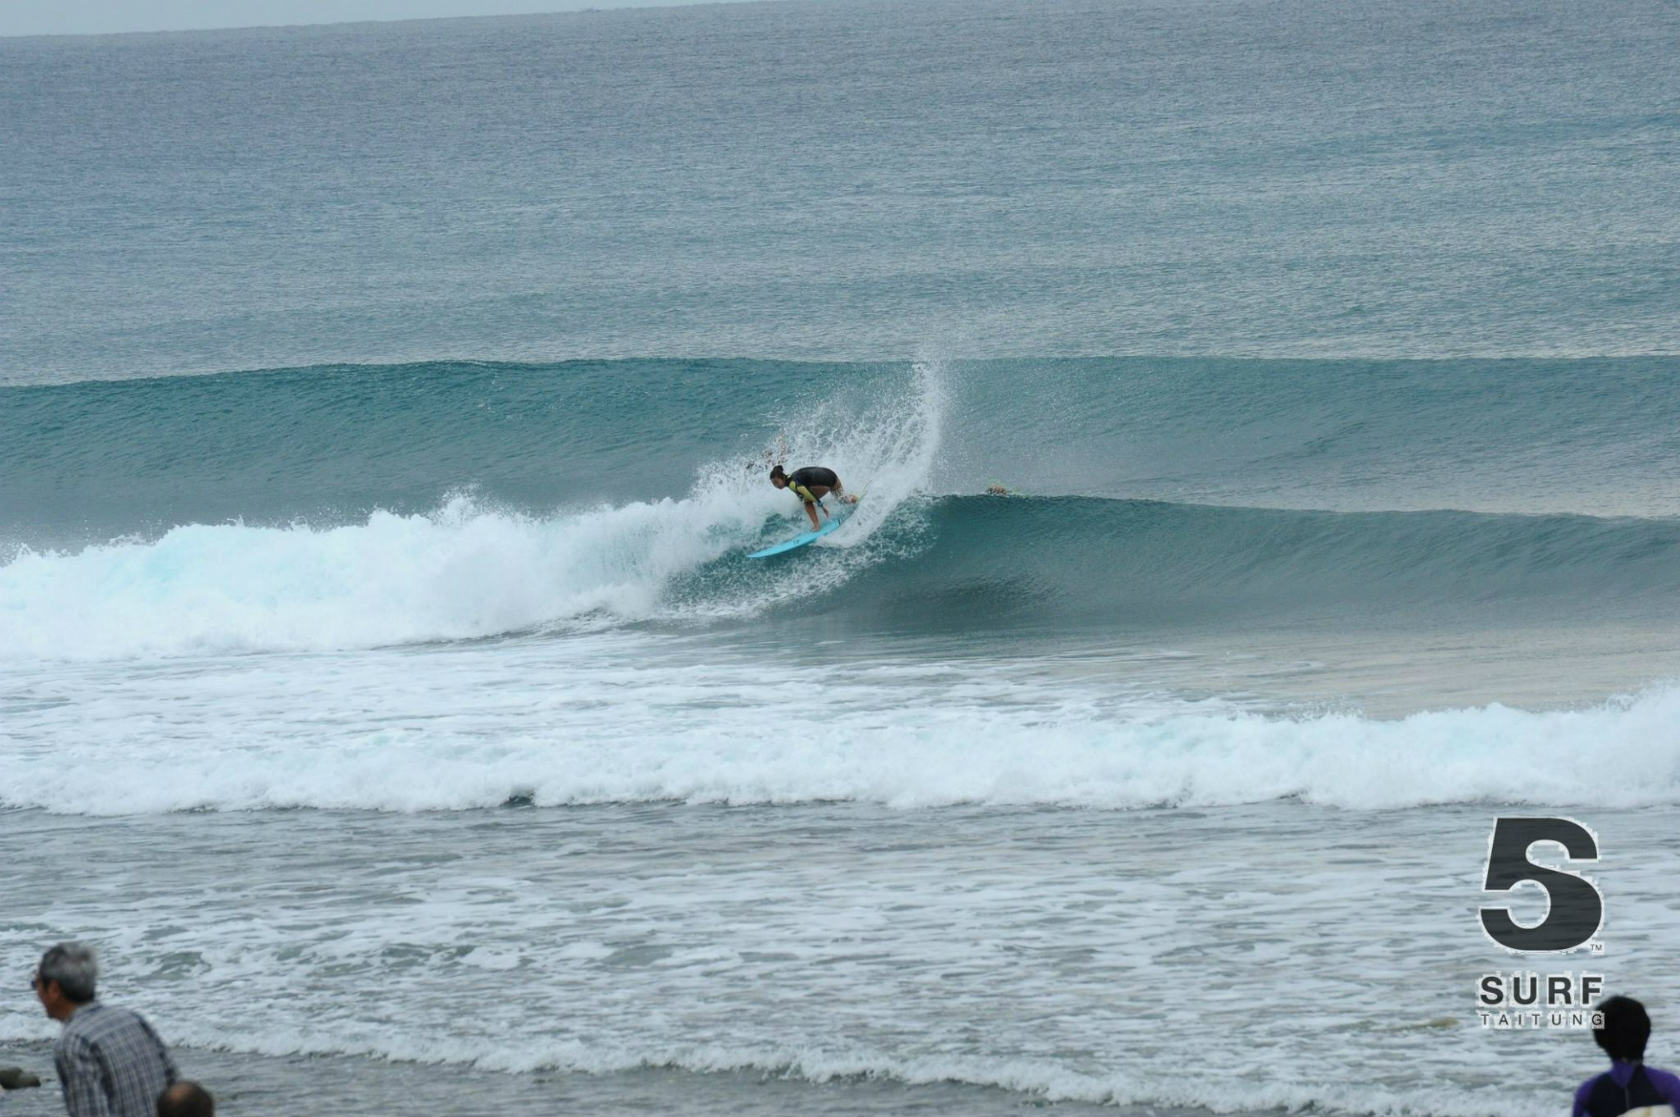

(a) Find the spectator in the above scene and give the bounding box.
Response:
[1574,995,1680,1117]
[156,1081,213,1117]
[32,942,177,1117]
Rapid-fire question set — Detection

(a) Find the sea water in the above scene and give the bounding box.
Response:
[3,1,1679,1114]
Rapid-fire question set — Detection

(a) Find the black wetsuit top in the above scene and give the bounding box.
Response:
[789,467,839,491]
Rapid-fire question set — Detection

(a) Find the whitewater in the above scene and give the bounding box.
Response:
[7,356,1680,1117]
[5,0,1680,1114]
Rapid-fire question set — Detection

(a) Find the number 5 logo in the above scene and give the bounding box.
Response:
[1480,817,1603,953]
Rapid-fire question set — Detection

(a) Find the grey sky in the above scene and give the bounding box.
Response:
[1,1,743,38]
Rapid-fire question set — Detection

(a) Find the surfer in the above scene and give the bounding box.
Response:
[1572,995,1680,1117]
[770,465,855,530]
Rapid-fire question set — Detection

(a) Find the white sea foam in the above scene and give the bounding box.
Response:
[4,631,1679,815]
[0,495,722,659]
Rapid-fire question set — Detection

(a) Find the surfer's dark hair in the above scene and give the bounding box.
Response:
[1595,996,1651,1060]
[769,464,786,480]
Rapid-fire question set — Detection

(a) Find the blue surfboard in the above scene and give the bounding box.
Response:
[747,517,842,558]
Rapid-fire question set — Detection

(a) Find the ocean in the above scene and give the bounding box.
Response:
[2,0,1678,1113]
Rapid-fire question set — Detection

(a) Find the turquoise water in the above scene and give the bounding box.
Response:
[3,2,1679,1114]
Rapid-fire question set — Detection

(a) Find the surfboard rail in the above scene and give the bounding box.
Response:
[747,498,858,559]
[747,518,842,558]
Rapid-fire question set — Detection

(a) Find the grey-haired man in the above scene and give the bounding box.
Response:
[33,943,177,1117]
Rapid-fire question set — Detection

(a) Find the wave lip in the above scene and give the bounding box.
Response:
[0,494,758,660]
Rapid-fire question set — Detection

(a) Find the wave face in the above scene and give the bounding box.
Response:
[6,357,1680,660]
[5,356,1680,549]
[772,495,1680,634]
[0,359,809,545]
[7,494,1680,663]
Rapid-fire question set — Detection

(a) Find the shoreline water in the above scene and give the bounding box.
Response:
[5,801,1675,1116]
[0,1039,1211,1117]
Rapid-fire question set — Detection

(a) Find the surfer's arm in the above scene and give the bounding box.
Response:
[789,482,831,528]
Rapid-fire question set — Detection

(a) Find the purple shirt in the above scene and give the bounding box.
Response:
[1573,1061,1680,1117]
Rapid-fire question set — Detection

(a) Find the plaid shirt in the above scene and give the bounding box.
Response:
[53,1002,177,1117]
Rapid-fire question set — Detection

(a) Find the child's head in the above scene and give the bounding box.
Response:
[1594,996,1652,1061]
